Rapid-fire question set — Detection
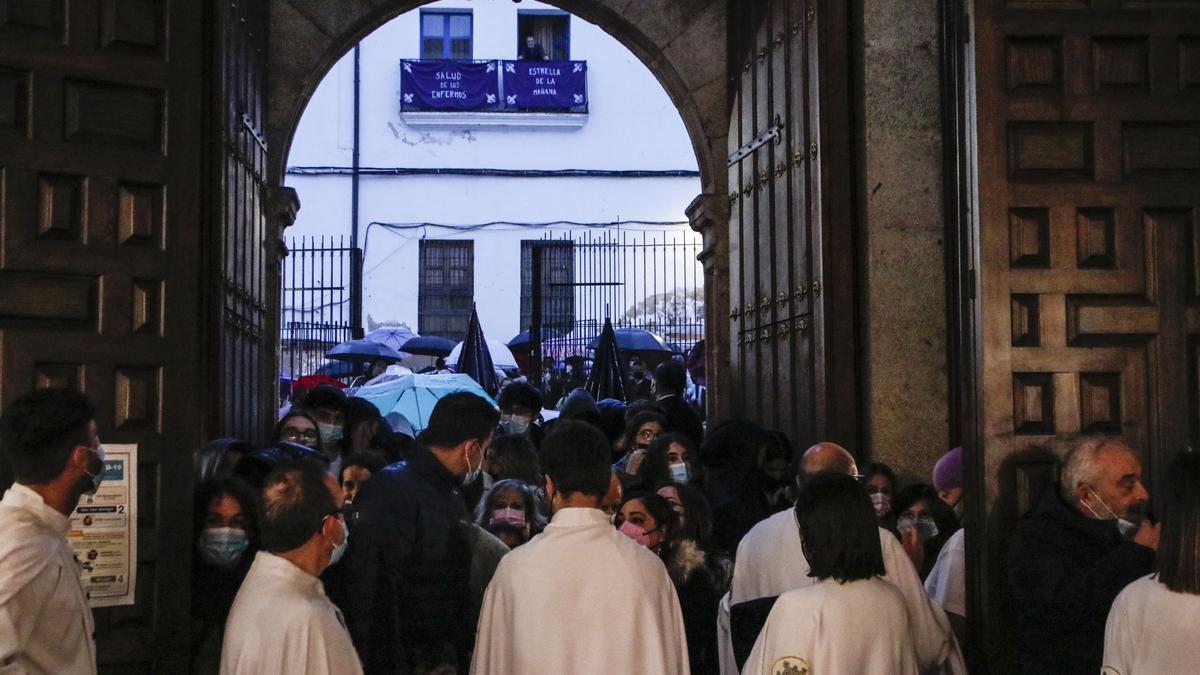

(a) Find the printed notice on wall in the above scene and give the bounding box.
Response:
[68,444,138,607]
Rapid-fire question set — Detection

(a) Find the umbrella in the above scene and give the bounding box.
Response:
[456,306,499,396]
[313,361,360,378]
[505,327,567,351]
[446,338,519,370]
[354,373,496,432]
[326,338,405,363]
[363,325,418,356]
[585,318,627,402]
[586,327,673,353]
[399,335,457,357]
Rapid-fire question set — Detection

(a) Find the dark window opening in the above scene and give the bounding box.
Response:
[421,10,473,60]
[517,12,569,61]
[521,240,575,333]
[419,240,474,339]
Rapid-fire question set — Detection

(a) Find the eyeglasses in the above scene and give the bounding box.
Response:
[636,429,658,440]
[281,428,320,444]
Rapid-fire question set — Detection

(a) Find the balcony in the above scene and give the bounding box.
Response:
[399,59,588,130]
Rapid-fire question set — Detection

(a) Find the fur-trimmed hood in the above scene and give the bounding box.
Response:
[665,538,709,586]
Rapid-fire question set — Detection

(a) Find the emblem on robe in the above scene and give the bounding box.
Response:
[771,656,811,675]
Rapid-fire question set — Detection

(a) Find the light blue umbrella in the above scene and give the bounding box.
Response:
[353,373,497,432]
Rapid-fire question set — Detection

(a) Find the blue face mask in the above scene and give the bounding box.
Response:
[83,445,105,495]
[198,527,249,568]
[669,462,690,484]
[327,516,349,567]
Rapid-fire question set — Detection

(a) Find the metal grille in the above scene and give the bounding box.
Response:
[419,240,475,338]
[528,228,704,364]
[280,236,363,392]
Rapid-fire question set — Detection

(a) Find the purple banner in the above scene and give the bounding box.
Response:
[502,61,587,109]
[401,60,499,111]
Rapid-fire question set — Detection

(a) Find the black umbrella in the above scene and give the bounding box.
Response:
[506,327,566,351]
[326,338,405,363]
[457,306,499,396]
[586,318,627,402]
[398,335,456,357]
[586,327,673,353]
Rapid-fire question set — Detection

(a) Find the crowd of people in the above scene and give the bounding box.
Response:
[0,368,1194,673]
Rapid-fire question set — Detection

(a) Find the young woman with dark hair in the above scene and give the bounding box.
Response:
[892,482,960,580]
[612,411,667,489]
[862,461,899,528]
[640,433,703,490]
[741,472,919,674]
[1103,450,1200,672]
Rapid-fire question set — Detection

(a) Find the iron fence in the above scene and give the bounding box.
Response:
[280,236,363,397]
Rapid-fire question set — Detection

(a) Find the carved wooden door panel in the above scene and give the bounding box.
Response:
[727,0,856,450]
[0,1,204,671]
[212,0,272,444]
[974,1,1200,669]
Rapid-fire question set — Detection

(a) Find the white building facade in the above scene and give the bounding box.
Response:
[285,0,703,351]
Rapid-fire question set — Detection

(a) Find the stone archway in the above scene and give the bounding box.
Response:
[266,0,733,416]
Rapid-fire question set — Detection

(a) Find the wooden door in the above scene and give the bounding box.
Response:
[211,0,273,444]
[973,0,1200,670]
[0,0,205,671]
[727,0,857,451]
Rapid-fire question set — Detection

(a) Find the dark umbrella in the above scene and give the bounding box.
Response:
[457,306,499,396]
[363,326,418,355]
[326,338,405,363]
[398,335,456,357]
[586,317,627,402]
[586,327,673,353]
[506,327,566,351]
[313,360,360,378]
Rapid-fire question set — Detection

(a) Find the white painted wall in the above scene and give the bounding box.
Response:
[285,0,702,343]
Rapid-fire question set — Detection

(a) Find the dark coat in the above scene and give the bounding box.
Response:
[656,394,704,448]
[327,446,475,675]
[664,539,731,675]
[1007,488,1153,675]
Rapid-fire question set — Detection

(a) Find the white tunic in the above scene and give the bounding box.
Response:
[741,577,920,675]
[726,508,963,674]
[924,528,966,617]
[471,507,689,674]
[1103,574,1200,674]
[0,484,96,675]
[220,551,363,675]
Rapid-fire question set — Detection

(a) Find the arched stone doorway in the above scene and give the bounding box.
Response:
[265,0,735,415]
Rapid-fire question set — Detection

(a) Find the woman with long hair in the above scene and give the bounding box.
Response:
[1103,450,1200,672]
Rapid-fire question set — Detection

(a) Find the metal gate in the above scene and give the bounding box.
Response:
[527,228,704,390]
[280,236,363,398]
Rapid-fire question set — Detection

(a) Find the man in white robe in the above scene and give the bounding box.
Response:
[221,460,362,675]
[724,442,963,675]
[0,390,103,675]
[471,420,689,674]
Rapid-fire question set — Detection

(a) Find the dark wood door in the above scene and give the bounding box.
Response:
[727,0,857,451]
[973,1,1200,670]
[211,0,273,444]
[0,1,205,671]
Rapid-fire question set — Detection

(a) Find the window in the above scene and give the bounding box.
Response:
[419,240,474,339]
[517,12,569,60]
[521,241,575,334]
[420,10,472,60]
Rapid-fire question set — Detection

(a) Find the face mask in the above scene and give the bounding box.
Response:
[870,492,892,517]
[499,414,532,436]
[317,422,342,447]
[897,515,939,542]
[326,516,349,567]
[489,507,526,529]
[669,462,690,484]
[1083,488,1140,538]
[82,445,105,495]
[463,443,483,487]
[618,520,659,549]
[197,527,249,568]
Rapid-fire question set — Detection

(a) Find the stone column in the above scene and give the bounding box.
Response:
[687,192,732,424]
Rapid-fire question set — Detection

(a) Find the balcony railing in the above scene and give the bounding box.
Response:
[400,59,588,114]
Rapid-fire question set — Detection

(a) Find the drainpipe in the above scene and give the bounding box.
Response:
[351,44,361,252]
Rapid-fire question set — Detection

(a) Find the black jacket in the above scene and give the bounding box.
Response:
[327,446,474,675]
[656,394,704,447]
[663,539,731,675]
[1007,488,1153,675]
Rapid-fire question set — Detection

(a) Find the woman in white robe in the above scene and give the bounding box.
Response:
[741,472,919,675]
[1103,451,1200,674]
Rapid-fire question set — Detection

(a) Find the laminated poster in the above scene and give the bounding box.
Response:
[68,443,137,607]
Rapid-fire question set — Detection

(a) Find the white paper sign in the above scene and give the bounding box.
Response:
[67,443,137,607]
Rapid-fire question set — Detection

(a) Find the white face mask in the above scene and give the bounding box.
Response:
[499,414,532,436]
[1083,488,1140,538]
[463,443,483,487]
[317,422,342,447]
[83,445,106,495]
[669,462,690,484]
[897,515,939,542]
[870,492,892,517]
[326,516,349,567]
